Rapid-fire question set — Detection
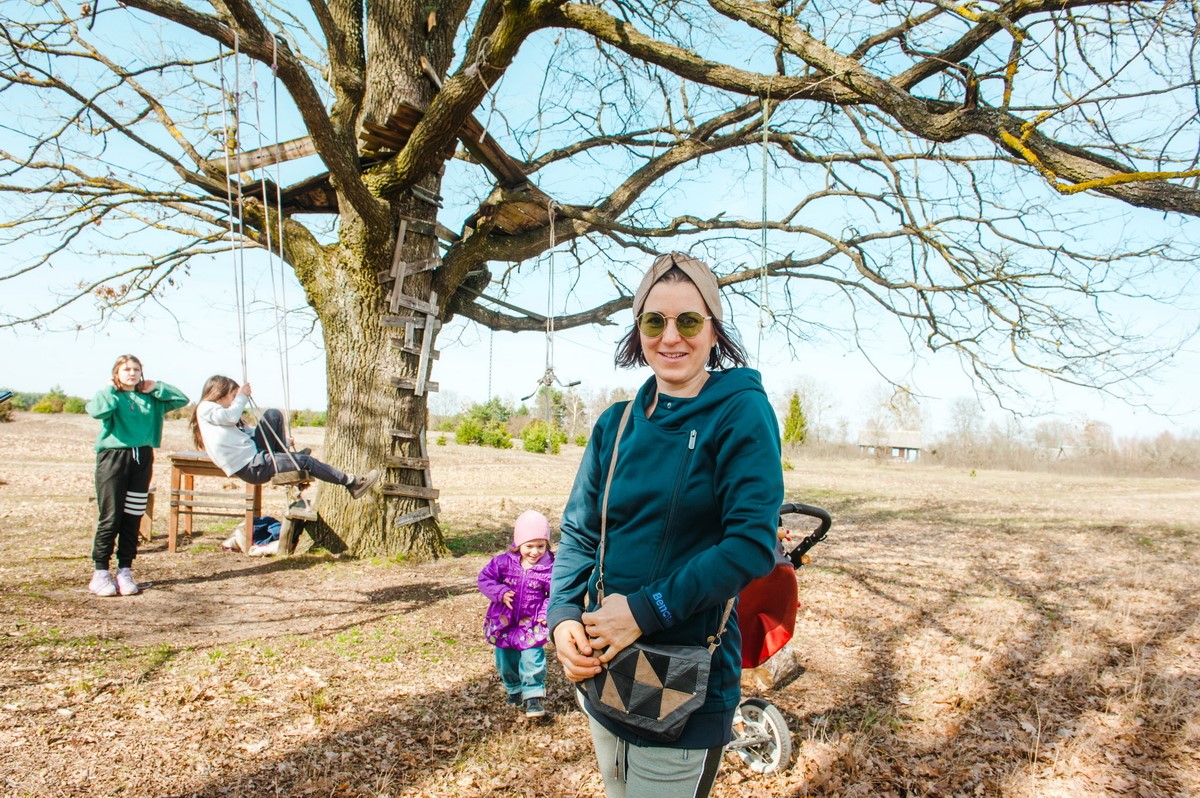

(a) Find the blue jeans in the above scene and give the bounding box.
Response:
[494,645,546,700]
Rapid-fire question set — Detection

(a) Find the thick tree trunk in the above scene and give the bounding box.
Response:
[292,0,470,559]
[302,206,448,560]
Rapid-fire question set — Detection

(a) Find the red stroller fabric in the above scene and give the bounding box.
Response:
[739,561,798,668]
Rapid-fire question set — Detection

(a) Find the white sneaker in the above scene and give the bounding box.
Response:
[89,570,117,597]
[115,568,140,596]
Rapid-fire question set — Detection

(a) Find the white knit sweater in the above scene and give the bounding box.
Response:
[196,394,257,476]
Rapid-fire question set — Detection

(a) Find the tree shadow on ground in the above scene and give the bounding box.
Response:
[778,533,1199,796]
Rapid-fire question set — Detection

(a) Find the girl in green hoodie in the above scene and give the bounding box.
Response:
[85,354,189,597]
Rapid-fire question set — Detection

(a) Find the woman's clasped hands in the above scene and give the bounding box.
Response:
[552,592,642,682]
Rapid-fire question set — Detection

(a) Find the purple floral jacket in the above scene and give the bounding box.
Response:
[478,549,554,650]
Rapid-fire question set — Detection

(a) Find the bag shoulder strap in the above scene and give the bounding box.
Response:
[597,399,732,654]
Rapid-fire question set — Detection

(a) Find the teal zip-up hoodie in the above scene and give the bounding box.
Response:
[86,383,190,452]
[549,368,783,748]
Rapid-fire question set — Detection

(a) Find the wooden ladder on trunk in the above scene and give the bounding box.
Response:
[379,217,441,527]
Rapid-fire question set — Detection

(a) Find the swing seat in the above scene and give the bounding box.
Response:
[270,469,311,486]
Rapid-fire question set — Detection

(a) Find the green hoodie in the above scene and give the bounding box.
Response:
[549,368,783,749]
[86,382,190,452]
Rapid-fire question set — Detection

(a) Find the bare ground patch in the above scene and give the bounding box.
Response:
[0,414,1197,796]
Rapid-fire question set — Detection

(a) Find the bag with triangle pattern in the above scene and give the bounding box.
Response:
[582,640,712,741]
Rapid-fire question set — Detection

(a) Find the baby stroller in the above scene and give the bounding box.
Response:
[726,502,832,774]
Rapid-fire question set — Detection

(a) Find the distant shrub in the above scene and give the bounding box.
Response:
[574,434,588,447]
[63,397,87,414]
[32,386,68,414]
[455,417,512,449]
[455,418,483,445]
[290,410,327,427]
[480,425,514,449]
[522,421,567,454]
[165,403,193,421]
[436,435,447,446]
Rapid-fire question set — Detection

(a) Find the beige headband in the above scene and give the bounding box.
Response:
[632,252,723,322]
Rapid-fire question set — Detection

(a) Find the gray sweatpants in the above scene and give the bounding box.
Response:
[586,708,724,798]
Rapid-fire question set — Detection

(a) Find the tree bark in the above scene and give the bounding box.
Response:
[300,206,448,560]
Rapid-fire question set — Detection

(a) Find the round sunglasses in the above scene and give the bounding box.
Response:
[636,311,712,338]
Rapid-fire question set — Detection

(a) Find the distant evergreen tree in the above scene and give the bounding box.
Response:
[783,392,808,445]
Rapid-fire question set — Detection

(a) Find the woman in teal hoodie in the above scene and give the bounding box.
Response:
[85,354,189,597]
[549,253,783,798]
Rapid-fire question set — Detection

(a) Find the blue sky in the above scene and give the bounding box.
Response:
[3,9,1199,443]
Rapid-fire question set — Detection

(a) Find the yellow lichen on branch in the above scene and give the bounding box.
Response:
[1053,168,1200,195]
[1000,127,1200,195]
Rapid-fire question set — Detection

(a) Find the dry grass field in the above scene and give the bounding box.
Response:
[0,412,1197,797]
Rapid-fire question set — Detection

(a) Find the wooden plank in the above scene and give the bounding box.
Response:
[390,220,409,278]
[394,505,434,528]
[417,433,439,519]
[381,314,437,329]
[390,293,438,316]
[380,482,441,500]
[390,338,440,359]
[459,116,527,187]
[385,455,431,469]
[410,185,442,207]
[232,136,318,174]
[414,290,438,396]
[379,256,441,285]
[389,428,419,440]
[389,377,439,393]
[388,284,406,315]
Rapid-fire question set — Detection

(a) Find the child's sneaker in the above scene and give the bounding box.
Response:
[346,469,380,499]
[524,697,546,718]
[115,568,140,596]
[506,692,522,707]
[89,570,117,597]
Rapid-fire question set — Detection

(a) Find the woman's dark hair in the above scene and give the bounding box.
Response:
[188,375,240,450]
[614,266,750,370]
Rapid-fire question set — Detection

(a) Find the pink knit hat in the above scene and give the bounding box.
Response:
[512,510,551,548]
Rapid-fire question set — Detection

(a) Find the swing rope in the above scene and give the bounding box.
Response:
[545,200,557,385]
[248,40,302,477]
[218,32,249,385]
[220,34,302,479]
[756,97,772,367]
[520,201,579,409]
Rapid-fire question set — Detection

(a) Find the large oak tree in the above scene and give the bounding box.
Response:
[3,0,1197,556]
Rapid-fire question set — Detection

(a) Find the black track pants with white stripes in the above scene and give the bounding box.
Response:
[92,446,153,569]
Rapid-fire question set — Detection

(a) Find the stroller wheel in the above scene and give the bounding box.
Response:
[731,697,792,774]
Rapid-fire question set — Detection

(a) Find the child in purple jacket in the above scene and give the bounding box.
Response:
[478,510,555,718]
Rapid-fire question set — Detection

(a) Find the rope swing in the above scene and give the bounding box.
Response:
[217,34,306,486]
[756,97,773,367]
[521,201,580,426]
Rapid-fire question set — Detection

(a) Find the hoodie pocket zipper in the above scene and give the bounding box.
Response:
[649,429,698,581]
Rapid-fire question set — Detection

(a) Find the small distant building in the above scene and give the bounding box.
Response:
[858,429,923,462]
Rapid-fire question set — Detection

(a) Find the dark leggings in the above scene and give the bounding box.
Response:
[93,446,153,569]
[234,408,351,487]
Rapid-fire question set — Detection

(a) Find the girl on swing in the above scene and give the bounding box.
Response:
[189,375,379,498]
